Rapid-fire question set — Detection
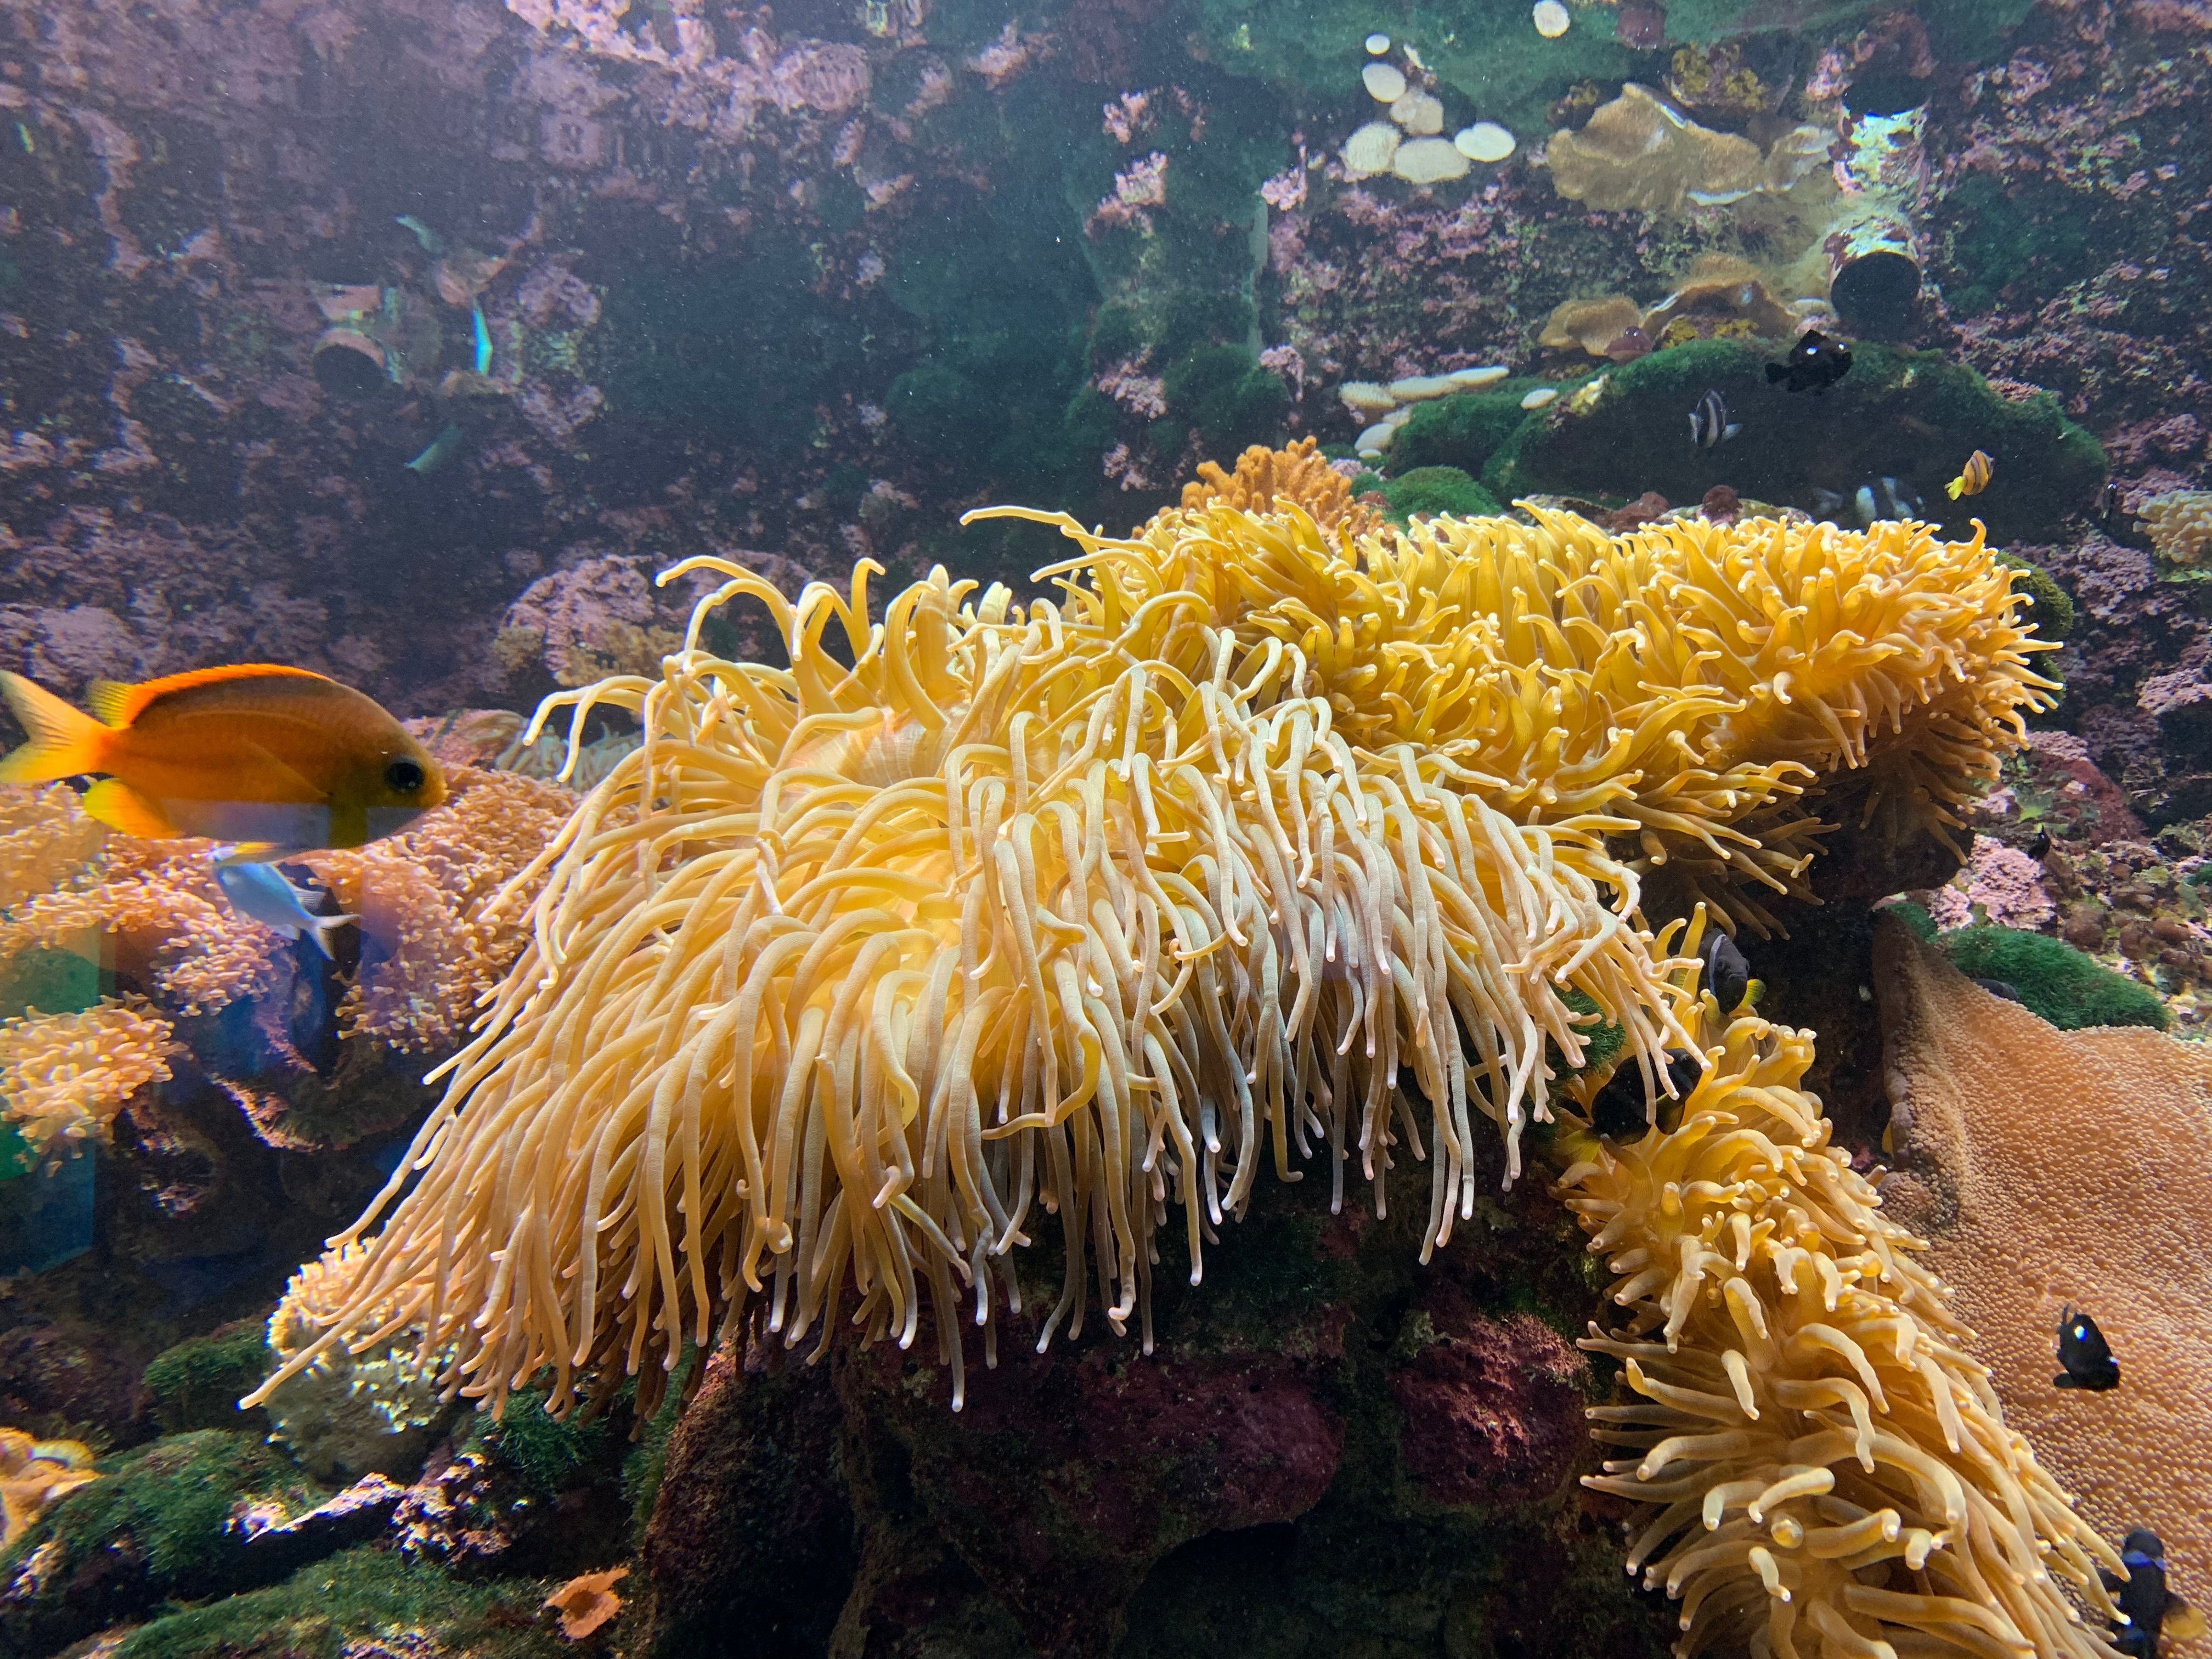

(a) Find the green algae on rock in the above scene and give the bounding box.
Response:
[1942,923,2171,1031]
[1481,337,2105,541]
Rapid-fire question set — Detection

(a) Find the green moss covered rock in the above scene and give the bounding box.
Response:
[1483,338,2104,543]
[105,1545,567,1659]
[1383,466,1503,523]
[1386,388,1548,478]
[142,1323,272,1435]
[1997,552,2075,642]
[0,1430,324,1656]
[1940,925,2169,1031]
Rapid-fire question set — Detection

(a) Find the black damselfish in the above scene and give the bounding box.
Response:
[2054,1305,2120,1391]
[1767,328,1852,393]
[2103,1528,2208,1659]
[1589,1049,1705,1142]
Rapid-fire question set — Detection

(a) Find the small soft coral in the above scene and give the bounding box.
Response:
[0,998,176,1164]
[1180,436,1381,539]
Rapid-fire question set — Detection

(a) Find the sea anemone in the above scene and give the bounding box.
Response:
[248,545,1684,1418]
[1559,916,2124,1657]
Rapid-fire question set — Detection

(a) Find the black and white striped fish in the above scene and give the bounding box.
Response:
[1688,388,1740,449]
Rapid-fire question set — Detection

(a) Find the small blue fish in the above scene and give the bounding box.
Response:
[405,423,465,473]
[394,214,444,255]
[472,304,493,376]
[211,855,355,957]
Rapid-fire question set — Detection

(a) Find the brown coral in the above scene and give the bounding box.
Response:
[1545,83,1830,213]
[1875,919,2212,1648]
[1539,294,1646,357]
[546,1565,628,1639]
[1181,436,1381,539]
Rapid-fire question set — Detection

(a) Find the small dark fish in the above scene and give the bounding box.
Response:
[1702,930,1750,1012]
[1766,327,1852,393]
[1971,977,2022,1003]
[2028,829,2052,859]
[2054,1305,2120,1391]
[2101,480,2124,527]
[1589,1049,1705,1141]
[1605,326,1654,363]
[1688,388,1741,450]
[2102,1528,2208,1659]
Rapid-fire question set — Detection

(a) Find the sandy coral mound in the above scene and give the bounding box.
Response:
[0,998,176,1163]
[1875,918,2212,1653]
[1560,917,2125,1658]
[1180,435,1381,539]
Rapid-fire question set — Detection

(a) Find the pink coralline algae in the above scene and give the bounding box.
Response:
[1389,1292,1588,1509]
[1095,358,1167,419]
[1089,151,1169,234]
[1927,834,2058,931]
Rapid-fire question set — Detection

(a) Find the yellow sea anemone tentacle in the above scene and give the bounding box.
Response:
[1559,980,2124,1659]
[245,549,1688,1421]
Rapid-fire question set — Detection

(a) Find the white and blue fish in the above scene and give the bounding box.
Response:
[1688,388,1740,450]
[211,852,356,957]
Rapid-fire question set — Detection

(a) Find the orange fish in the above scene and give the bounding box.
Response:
[0,664,445,855]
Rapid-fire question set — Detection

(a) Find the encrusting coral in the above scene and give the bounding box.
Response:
[1874,920,2212,1645]
[0,997,177,1164]
[0,1427,98,1548]
[1559,915,2126,1658]
[245,450,2103,1659]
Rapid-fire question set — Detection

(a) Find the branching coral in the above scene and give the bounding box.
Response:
[0,784,105,911]
[0,768,568,1052]
[0,1428,97,1548]
[1180,435,1381,540]
[0,998,176,1164]
[1559,917,2125,1658]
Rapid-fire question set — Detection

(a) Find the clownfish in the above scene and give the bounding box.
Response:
[0,664,445,858]
[1947,448,1994,500]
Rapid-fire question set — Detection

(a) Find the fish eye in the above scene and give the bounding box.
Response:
[385,758,427,794]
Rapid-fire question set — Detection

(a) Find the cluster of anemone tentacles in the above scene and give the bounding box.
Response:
[1559,917,2124,1658]
[251,462,2105,1657]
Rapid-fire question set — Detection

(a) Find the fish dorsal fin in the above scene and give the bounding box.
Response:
[85,664,332,729]
[81,778,179,840]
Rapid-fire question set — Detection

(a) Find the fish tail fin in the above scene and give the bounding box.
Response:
[0,672,110,784]
[82,778,179,840]
[1724,423,1741,441]
[307,910,358,958]
[1765,363,1786,384]
[1945,477,1966,500]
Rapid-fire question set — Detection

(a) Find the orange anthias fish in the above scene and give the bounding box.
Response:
[0,664,446,856]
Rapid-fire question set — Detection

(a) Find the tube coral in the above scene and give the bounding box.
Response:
[1559,917,2124,1658]
[1180,435,1381,539]
[0,998,177,1164]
